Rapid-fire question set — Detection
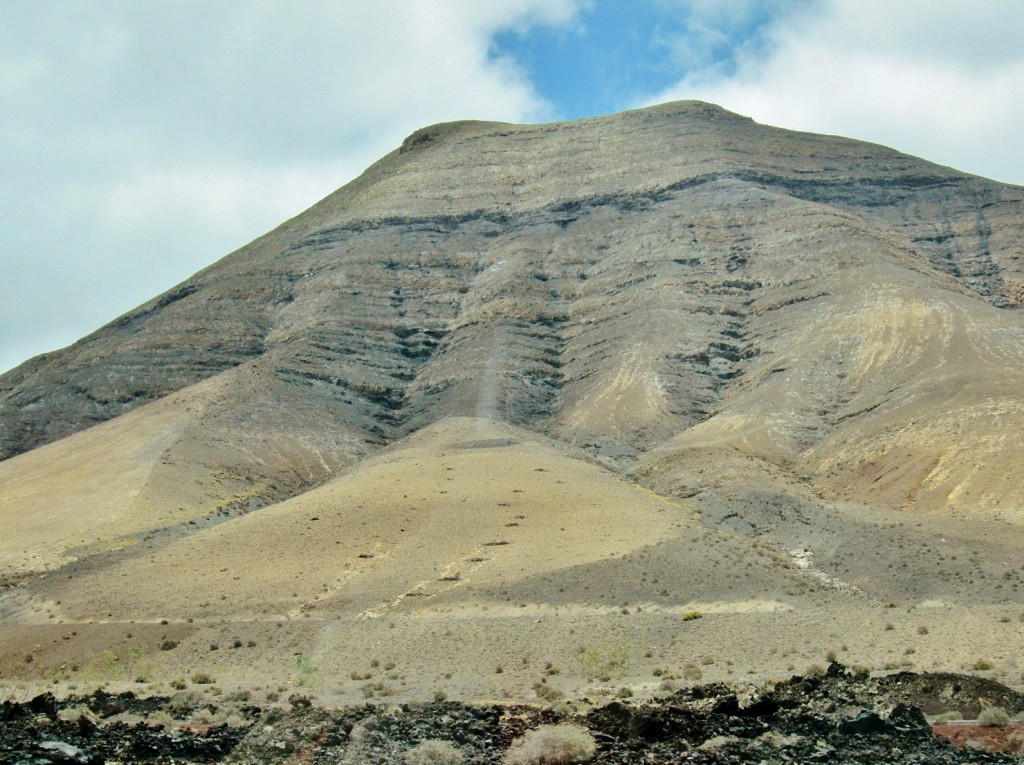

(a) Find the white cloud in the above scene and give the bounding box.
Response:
[0,53,48,94]
[0,0,583,374]
[648,0,1024,184]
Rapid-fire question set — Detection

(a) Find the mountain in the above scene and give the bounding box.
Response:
[1,102,1022,699]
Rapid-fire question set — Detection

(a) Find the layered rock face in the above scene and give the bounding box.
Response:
[2,100,1024,521]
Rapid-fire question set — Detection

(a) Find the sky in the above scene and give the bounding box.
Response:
[2,0,1023,375]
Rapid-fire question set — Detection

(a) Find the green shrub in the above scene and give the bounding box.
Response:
[681,611,703,622]
[191,673,215,685]
[973,658,995,671]
[503,723,596,764]
[296,654,317,686]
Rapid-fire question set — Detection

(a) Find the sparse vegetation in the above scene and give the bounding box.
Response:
[681,611,703,622]
[361,681,396,699]
[191,673,215,685]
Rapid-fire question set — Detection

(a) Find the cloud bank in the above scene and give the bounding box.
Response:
[648,0,1024,184]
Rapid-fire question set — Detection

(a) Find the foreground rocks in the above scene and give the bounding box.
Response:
[2,665,1022,763]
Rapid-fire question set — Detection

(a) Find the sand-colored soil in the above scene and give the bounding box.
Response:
[1,417,1021,704]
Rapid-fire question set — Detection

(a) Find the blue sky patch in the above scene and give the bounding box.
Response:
[492,0,797,120]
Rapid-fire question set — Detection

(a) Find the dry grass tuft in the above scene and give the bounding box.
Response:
[503,723,596,764]
[406,739,464,765]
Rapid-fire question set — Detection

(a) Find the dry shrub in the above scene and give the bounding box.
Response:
[534,682,565,703]
[978,706,1010,727]
[1007,731,1024,754]
[169,690,200,714]
[503,723,596,764]
[146,710,175,731]
[406,739,464,765]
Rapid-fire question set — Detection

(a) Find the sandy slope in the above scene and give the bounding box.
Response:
[0,362,370,581]
[22,417,700,621]
[2,417,1021,703]
[0,385,204,577]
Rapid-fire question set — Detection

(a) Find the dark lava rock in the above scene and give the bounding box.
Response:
[837,709,894,735]
[33,740,101,765]
[28,694,58,719]
[2,667,1023,763]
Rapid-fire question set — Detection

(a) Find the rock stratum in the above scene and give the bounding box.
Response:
[1,102,1022,712]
